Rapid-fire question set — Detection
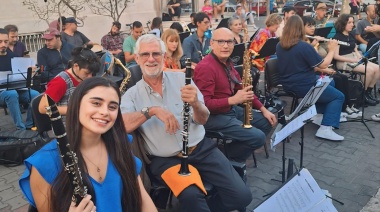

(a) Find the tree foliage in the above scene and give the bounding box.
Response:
[22,0,87,26]
[86,0,133,21]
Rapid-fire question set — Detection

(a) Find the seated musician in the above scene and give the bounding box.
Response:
[170,22,184,33]
[250,14,282,71]
[123,21,143,67]
[187,13,197,33]
[101,21,124,56]
[0,28,39,130]
[4,25,28,57]
[38,47,99,122]
[181,12,211,67]
[148,17,162,38]
[37,28,74,83]
[314,3,329,27]
[19,77,156,211]
[277,16,345,141]
[0,28,38,130]
[314,3,331,57]
[161,29,185,72]
[303,16,361,118]
[228,15,249,44]
[193,28,276,162]
[355,5,380,53]
[333,14,380,106]
[61,17,93,48]
[275,6,296,37]
[121,34,252,211]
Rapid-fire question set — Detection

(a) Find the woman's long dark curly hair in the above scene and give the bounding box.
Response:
[50,77,142,211]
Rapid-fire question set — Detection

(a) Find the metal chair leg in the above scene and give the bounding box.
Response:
[264,142,269,158]
[252,150,257,168]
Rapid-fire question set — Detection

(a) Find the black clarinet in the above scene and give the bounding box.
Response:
[178,58,192,176]
[45,95,87,205]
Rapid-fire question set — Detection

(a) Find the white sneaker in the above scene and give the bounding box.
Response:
[315,126,344,141]
[340,113,347,122]
[345,106,358,118]
[372,113,380,121]
[351,105,362,116]
[311,114,323,126]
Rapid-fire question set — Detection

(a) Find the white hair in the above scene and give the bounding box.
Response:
[135,34,166,55]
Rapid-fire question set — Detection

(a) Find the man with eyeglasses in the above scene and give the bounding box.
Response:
[181,12,211,68]
[121,34,252,212]
[37,28,74,83]
[193,28,277,163]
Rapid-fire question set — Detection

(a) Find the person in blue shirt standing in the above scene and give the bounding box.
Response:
[19,77,156,211]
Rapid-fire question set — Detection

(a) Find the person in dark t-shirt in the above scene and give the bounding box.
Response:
[333,14,380,106]
[277,16,345,141]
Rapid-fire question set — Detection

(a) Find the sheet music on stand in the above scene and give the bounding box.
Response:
[9,57,34,82]
[253,37,279,59]
[271,77,331,149]
[254,168,337,212]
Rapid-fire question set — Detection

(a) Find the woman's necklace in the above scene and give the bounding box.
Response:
[83,143,103,181]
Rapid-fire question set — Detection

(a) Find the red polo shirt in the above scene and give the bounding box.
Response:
[194,53,263,114]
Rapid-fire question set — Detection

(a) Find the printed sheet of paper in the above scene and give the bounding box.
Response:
[272,105,317,148]
[254,169,337,212]
[11,57,34,74]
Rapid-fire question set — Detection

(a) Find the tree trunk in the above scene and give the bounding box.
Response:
[341,0,351,15]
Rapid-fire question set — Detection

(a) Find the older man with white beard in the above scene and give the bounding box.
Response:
[120,34,252,212]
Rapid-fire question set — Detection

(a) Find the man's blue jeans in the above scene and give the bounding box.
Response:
[0,89,39,130]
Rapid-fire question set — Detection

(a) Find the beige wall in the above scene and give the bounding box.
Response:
[0,0,161,44]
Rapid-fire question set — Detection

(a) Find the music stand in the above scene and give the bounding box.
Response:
[179,31,191,44]
[253,37,279,60]
[271,77,331,183]
[230,42,251,66]
[216,18,229,29]
[250,28,261,41]
[314,26,333,38]
[342,40,380,138]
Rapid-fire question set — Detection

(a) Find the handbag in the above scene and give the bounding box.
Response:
[0,130,46,166]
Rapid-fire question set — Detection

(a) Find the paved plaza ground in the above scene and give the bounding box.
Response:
[0,12,379,212]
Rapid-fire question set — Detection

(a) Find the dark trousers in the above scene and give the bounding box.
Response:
[204,106,272,162]
[168,7,181,17]
[331,73,350,111]
[149,138,252,212]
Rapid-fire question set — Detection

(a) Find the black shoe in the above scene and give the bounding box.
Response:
[365,94,377,106]
[215,19,218,22]
[366,91,380,104]
[221,15,224,19]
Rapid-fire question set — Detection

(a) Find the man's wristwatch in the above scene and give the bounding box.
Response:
[141,107,151,119]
